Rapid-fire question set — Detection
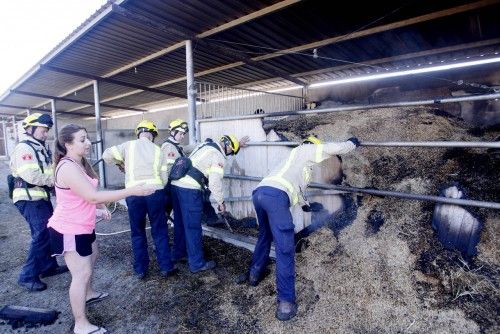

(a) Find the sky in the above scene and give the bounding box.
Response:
[0,0,107,95]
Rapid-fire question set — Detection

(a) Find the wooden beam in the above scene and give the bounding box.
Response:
[198,0,301,38]
[202,225,276,258]
[253,0,500,62]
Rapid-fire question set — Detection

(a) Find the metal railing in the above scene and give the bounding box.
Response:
[196,81,304,119]
[244,140,500,149]
[225,175,500,210]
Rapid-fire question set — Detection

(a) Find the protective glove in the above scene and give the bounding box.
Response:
[347,137,361,147]
[116,163,125,173]
[302,202,323,212]
[309,202,324,212]
[218,202,226,213]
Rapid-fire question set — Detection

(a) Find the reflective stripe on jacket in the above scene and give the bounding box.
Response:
[171,142,226,204]
[9,135,53,203]
[259,141,356,206]
[160,140,183,177]
[102,137,167,190]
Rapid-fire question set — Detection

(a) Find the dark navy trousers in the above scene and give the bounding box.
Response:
[171,185,207,272]
[15,199,58,283]
[249,186,296,303]
[125,189,174,274]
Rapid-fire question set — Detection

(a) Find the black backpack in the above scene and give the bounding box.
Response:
[168,141,223,187]
[169,157,193,181]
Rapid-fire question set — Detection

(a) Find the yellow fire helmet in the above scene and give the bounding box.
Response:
[220,134,240,155]
[135,119,158,138]
[169,118,189,133]
[22,113,53,129]
[303,135,322,145]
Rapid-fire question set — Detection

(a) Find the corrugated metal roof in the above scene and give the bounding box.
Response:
[1,0,499,119]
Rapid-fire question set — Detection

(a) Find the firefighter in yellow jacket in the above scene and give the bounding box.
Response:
[102,120,177,279]
[10,113,68,292]
[160,119,189,175]
[170,134,248,273]
[241,135,360,321]
[160,119,191,215]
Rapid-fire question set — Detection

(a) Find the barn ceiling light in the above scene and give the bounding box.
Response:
[309,56,500,88]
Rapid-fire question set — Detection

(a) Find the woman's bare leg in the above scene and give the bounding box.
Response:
[64,250,105,334]
[86,242,99,299]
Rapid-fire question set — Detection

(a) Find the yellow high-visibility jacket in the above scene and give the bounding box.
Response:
[102,137,168,190]
[171,142,226,205]
[259,141,356,206]
[9,135,54,203]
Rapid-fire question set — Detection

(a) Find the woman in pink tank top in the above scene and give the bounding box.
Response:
[48,124,155,334]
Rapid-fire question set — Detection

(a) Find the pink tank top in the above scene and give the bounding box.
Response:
[48,158,98,235]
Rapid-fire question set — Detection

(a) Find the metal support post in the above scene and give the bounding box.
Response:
[50,99,58,138]
[93,80,106,187]
[186,40,197,144]
[12,116,18,143]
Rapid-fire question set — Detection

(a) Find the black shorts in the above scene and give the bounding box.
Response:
[49,228,96,257]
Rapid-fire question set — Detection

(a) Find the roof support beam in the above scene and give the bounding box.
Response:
[11,90,147,112]
[0,103,93,117]
[111,5,306,87]
[41,64,187,99]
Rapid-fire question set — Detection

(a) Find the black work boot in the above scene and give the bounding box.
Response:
[18,280,47,292]
[190,260,216,273]
[275,301,298,321]
[160,268,179,278]
[236,269,270,286]
[40,265,69,278]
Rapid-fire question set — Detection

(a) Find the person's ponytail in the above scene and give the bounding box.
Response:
[53,139,67,169]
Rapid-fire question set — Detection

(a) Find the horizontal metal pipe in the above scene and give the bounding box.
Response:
[196,92,500,123]
[220,189,345,203]
[225,175,500,210]
[245,141,500,149]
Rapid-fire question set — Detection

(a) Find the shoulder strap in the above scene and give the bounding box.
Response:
[20,140,44,173]
[165,139,185,157]
[205,142,224,155]
[55,159,70,189]
[189,141,224,158]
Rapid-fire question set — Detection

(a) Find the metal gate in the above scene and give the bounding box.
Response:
[196,81,304,119]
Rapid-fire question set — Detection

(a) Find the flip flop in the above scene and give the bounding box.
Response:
[85,292,109,306]
[74,326,107,334]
